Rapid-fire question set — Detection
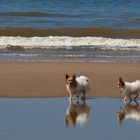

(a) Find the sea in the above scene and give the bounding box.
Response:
[0,0,140,62]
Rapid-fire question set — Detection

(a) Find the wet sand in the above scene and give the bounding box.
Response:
[0,27,140,38]
[0,61,140,98]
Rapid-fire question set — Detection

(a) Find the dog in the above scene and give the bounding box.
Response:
[65,100,90,127]
[117,101,140,125]
[117,77,140,101]
[65,74,90,100]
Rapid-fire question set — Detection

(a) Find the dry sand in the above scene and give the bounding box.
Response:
[0,61,139,99]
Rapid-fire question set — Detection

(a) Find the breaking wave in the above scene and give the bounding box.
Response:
[0,36,140,51]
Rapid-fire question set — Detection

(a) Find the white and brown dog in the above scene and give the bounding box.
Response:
[65,74,90,100]
[117,77,140,101]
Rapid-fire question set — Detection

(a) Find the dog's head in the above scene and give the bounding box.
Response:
[117,77,125,88]
[65,74,77,87]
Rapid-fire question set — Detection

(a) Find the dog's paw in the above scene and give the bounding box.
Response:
[81,96,86,101]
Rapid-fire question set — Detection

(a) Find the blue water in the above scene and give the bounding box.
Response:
[0,0,140,62]
[0,98,140,140]
[0,49,140,62]
[0,0,140,29]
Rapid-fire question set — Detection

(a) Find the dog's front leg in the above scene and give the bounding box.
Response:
[76,92,79,98]
[69,92,73,101]
[81,92,86,101]
[123,96,129,104]
[123,96,128,101]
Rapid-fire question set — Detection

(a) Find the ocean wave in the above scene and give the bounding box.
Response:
[0,36,140,51]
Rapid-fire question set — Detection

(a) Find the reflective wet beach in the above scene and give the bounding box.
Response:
[0,98,140,140]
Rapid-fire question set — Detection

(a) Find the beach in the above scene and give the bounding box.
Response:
[0,0,140,139]
[0,1,140,139]
[0,0,140,98]
[0,61,139,98]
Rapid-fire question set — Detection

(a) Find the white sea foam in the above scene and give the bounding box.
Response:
[0,36,140,50]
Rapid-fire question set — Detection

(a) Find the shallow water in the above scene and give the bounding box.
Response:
[0,98,140,140]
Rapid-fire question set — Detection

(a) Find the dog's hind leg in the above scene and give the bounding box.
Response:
[134,93,139,100]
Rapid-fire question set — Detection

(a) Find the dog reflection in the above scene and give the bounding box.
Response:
[117,101,140,124]
[65,100,90,127]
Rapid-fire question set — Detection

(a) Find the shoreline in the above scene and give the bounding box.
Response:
[0,61,140,98]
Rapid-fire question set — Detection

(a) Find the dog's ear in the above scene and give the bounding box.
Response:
[119,77,123,82]
[118,77,125,87]
[65,74,69,80]
[72,74,76,79]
